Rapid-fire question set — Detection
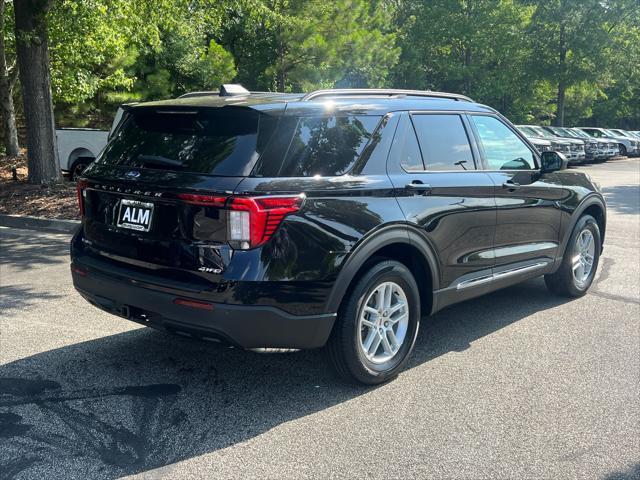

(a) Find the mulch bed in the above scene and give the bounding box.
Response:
[0,154,80,220]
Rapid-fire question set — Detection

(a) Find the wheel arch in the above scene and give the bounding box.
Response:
[325,225,439,316]
[562,195,607,255]
[69,147,96,166]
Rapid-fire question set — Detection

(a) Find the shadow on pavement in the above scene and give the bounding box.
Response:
[0,229,70,271]
[0,278,569,479]
[602,184,640,216]
[0,285,65,314]
[602,462,640,480]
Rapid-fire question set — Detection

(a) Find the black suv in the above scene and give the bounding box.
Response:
[71,87,606,384]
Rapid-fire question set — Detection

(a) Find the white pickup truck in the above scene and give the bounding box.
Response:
[56,107,124,180]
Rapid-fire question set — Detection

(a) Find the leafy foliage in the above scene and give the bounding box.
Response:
[3,0,639,134]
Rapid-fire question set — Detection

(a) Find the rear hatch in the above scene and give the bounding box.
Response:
[78,105,279,280]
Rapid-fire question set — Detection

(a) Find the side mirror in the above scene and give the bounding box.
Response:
[541,151,568,173]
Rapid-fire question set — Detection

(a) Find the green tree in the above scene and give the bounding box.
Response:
[221,0,399,92]
[525,0,637,126]
[392,0,537,121]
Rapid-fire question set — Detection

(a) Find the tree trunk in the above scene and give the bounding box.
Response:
[554,19,567,127]
[556,81,566,127]
[463,0,473,95]
[276,25,286,92]
[0,0,20,156]
[14,0,60,184]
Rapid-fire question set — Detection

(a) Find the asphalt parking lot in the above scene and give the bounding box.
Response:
[1,158,639,480]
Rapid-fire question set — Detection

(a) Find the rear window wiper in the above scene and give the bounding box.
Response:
[136,154,184,168]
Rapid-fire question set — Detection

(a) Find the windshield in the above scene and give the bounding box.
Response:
[546,127,566,137]
[569,129,589,139]
[529,126,554,139]
[518,126,539,137]
[558,128,578,138]
[611,129,633,138]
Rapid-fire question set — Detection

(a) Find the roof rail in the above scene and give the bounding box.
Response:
[300,88,473,102]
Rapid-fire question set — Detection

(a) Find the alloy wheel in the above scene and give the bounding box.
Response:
[572,229,595,288]
[358,281,409,364]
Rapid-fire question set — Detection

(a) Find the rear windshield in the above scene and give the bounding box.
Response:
[97,108,276,176]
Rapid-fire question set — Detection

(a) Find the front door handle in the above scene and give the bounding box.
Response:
[502,180,521,190]
[405,182,433,195]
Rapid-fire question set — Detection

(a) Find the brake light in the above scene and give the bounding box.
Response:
[177,192,305,249]
[227,195,305,249]
[76,179,89,216]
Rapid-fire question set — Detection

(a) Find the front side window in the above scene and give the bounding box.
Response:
[411,114,475,171]
[471,116,536,170]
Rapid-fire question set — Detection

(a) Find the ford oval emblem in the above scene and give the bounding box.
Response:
[125,170,141,179]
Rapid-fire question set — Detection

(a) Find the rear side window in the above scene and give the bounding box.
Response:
[98,108,276,176]
[411,114,475,171]
[471,115,536,170]
[254,115,380,177]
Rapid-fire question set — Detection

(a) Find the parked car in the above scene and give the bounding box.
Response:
[517,125,577,163]
[608,129,640,156]
[579,127,638,157]
[71,86,607,384]
[563,128,612,161]
[515,130,553,153]
[518,125,584,164]
[541,126,597,163]
[57,107,125,179]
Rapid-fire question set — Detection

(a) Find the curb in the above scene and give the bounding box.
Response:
[0,214,80,234]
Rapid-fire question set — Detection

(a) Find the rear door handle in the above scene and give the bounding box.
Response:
[502,180,521,190]
[405,182,433,195]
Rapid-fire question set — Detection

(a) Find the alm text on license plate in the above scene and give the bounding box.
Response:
[116,198,154,232]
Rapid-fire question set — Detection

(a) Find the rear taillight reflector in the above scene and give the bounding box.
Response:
[173,298,214,311]
[76,179,89,216]
[71,265,88,277]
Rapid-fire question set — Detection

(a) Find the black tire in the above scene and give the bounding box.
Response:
[544,215,601,297]
[71,160,90,181]
[326,260,421,385]
[620,145,627,157]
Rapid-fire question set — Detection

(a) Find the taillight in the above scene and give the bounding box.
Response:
[227,195,305,249]
[76,179,89,216]
[177,193,305,250]
[176,193,227,208]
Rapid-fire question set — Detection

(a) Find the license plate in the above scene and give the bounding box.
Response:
[116,199,154,232]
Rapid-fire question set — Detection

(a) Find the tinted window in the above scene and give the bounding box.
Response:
[98,108,276,176]
[471,116,536,170]
[411,114,474,171]
[398,120,424,172]
[255,115,379,177]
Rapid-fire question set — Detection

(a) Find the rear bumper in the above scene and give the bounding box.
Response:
[71,263,336,349]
